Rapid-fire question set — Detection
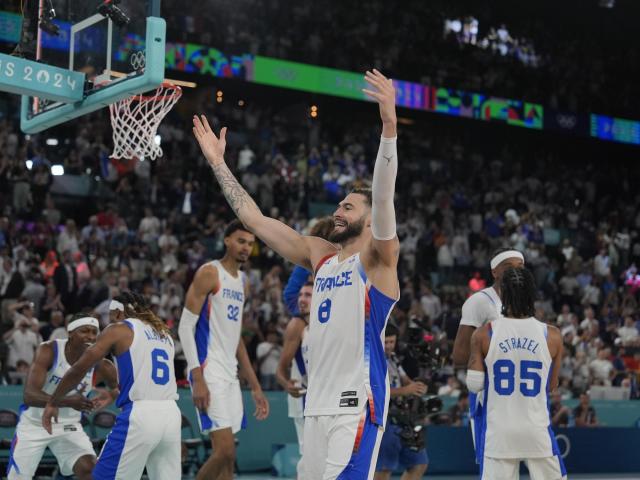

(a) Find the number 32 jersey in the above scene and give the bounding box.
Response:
[305,253,397,427]
[195,260,245,383]
[483,317,556,459]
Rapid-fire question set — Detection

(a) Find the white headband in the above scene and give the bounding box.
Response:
[490,250,525,270]
[109,300,124,312]
[68,317,100,333]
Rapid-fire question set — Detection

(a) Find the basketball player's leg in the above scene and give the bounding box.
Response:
[48,428,96,480]
[293,416,305,478]
[6,421,49,479]
[324,406,384,480]
[145,402,182,480]
[481,456,520,480]
[197,428,236,480]
[302,415,328,480]
[196,378,243,480]
[525,456,567,480]
[92,403,152,479]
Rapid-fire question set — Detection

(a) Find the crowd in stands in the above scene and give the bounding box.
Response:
[1,77,640,429]
[159,0,640,118]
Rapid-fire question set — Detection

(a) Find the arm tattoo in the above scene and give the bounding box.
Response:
[211,163,258,216]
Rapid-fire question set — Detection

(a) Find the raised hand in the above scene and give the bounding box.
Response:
[363,69,397,129]
[192,115,227,167]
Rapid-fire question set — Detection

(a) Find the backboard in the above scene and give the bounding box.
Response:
[20,0,165,133]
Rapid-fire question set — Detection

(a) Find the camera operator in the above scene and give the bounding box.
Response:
[375,324,429,480]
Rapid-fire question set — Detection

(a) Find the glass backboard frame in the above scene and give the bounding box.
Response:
[20,0,164,134]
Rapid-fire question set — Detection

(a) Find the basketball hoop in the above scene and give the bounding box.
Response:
[109,82,182,160]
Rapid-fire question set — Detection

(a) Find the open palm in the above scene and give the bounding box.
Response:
[192,115,227,167]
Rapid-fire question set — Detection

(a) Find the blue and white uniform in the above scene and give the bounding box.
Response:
[288,323,309,478]
[303,253,397,480]
[93,318,180,480]
[193,260,246,433]
[7,340,96,479]
[479,318,567,480]
[460,286,501,460]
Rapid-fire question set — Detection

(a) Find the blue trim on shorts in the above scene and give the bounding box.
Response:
[545,365,567,476]
[93,402,133,480]
[6,404,28,476]
[336,408,379,479]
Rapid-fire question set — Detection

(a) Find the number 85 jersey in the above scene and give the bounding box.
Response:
[483,317,555,459]
[305,253,397,426]
[194,260,245,383]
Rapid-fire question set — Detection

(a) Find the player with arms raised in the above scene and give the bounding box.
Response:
[192,69,400,479]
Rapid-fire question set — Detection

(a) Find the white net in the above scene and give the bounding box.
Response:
[109,82,182,160]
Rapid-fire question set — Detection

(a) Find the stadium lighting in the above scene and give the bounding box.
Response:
[154,135,161,146]
[25,160,33,170]
[51,165,65,176]
[46,138,59,146]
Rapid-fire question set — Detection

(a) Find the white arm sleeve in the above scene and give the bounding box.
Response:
[371,135,398,241]
[466,370,486,393]
[178,308,200,374]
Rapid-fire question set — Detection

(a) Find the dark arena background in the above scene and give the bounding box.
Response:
[0,0,639,478]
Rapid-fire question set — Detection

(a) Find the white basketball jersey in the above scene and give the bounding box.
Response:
[288,324,309,418]
[22,339,94,426]
[115,318,178,407]
[460,286,502,329]
[483,317,555,458]
[194,260,245,382]
[305,253,396,426]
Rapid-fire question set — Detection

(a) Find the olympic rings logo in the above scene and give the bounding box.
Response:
[130,51,146,71]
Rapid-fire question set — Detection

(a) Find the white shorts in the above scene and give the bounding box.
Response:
[303,404,384,480]
[293,417,305,478]
[92,400,181,480]
[482,456,568,480]
[7,419,95,479]
[197,377,245,434]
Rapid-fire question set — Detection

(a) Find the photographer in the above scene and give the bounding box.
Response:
[375,324,429,480]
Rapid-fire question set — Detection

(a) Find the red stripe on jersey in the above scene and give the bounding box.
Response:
[314,254,335,275]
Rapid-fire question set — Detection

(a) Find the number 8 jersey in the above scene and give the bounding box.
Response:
[482,317,555,459]
[194,260,246,382]
[305,253,396,426]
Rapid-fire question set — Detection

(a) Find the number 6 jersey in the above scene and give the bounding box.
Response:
[194,260,246,383]
[482,317,556,459]
[115,318,178,407]
[305,253,397,426]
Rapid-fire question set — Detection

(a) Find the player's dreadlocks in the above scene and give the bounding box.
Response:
[120,290,172,338]
[500,267,537,318]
